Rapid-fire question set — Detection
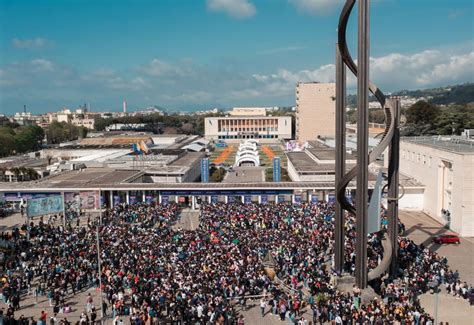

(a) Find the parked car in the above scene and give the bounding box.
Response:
[432,234,460,244]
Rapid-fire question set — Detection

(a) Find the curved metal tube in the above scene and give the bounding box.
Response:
[336,0,396,280]
[367,236,392,281]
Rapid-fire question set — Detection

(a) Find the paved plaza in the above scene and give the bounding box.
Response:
[223,166,265,183]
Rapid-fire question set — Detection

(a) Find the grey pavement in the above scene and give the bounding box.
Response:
[400,210,474,285]
[400,210,474,324]
[173,208,200,231]
[223,166,265,183]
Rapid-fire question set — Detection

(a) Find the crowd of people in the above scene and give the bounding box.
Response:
[0,200,472,324]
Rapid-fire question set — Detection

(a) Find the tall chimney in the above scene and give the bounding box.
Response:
[123,99,127,114]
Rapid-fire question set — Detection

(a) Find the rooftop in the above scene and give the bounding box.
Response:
[402,136,474,154]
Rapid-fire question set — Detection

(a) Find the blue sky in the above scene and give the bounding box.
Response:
[0,0,473,114]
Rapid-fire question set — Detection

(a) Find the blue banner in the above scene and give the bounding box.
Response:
[311,195,319,204]
[278,195,286,202]
[145,195,153,204]
[228,196,236,203]
[261,195,268,204]
[211,195,218,203]
[328,195,336,204]
[100,195,106,208]
[201,158,209,183]
[273,157,281,182]
[244,195,252,204]
[113,195,121,206]
[161,195,169,205]
[27,195,64,217]
[294,194,301,204]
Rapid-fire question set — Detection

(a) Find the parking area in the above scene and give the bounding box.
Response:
[400,210,474,285]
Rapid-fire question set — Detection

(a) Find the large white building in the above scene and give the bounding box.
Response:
[205,107,292,141]
[399,136,474,237]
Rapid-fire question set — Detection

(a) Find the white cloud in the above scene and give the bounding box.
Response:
[207,0,256,19]
[1,47,472,113]
[416,52,474,86]
[143,59,182,76]
[12,37,52,49]
[252,49,474,95]
[289,0,343,16]
[30,59,54,72]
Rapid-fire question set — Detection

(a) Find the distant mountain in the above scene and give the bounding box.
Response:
[392,83,474,105]
[346,83,474,108]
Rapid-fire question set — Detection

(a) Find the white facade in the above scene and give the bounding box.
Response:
[205,116,292,141]
[399,137,474,237]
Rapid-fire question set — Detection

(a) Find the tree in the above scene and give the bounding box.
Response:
[94,117,110,131]
[405,100,440,125]
[26,168,39,180]
[10,167,20,182]
[0,131,16,157]
[180,123,194,134]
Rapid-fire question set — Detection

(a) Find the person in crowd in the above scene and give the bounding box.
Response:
[0,201,470,324]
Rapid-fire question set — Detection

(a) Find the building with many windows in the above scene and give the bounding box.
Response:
[204,108,292,141]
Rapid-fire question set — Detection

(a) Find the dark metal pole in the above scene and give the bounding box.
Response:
[96,226,104,323]
[335,43,346,274]
[356,0,370,289]
[388,98,400,277]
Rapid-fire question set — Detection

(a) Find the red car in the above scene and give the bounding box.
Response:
[433,234,460,244]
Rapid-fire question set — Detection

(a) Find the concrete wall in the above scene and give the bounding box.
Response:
[398,188,424,210]
[296,82,336,142]
[400,141,474,237]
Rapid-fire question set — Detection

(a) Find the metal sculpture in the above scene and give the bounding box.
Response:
[335,0,400,288]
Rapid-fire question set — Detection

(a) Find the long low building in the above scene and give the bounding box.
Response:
[205,107,292,141]
[399,136,474,237]
[0,160,424,211]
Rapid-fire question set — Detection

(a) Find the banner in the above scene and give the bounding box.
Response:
[27,195,64,217]
[113,195,121,206]
[211,195,218,203]
[261,195,268,204]
[161,195,169,205]
[145,195,154,204]
[294,194,301,204]
[328,194,336,204]
[228,196,236,203]
[244,195,252,204]
[201,158,210,183]
[311,195,319,204]
[79,191,100,209]
[129,191,139,205]
[64,192,80,212]
[272,157,281,182]
[65,191,99,210]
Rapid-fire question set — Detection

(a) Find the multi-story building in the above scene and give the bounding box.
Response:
[205,107,292,141]
[399,136,474,237]
[295,82,336,142]
[49,108,98,129]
